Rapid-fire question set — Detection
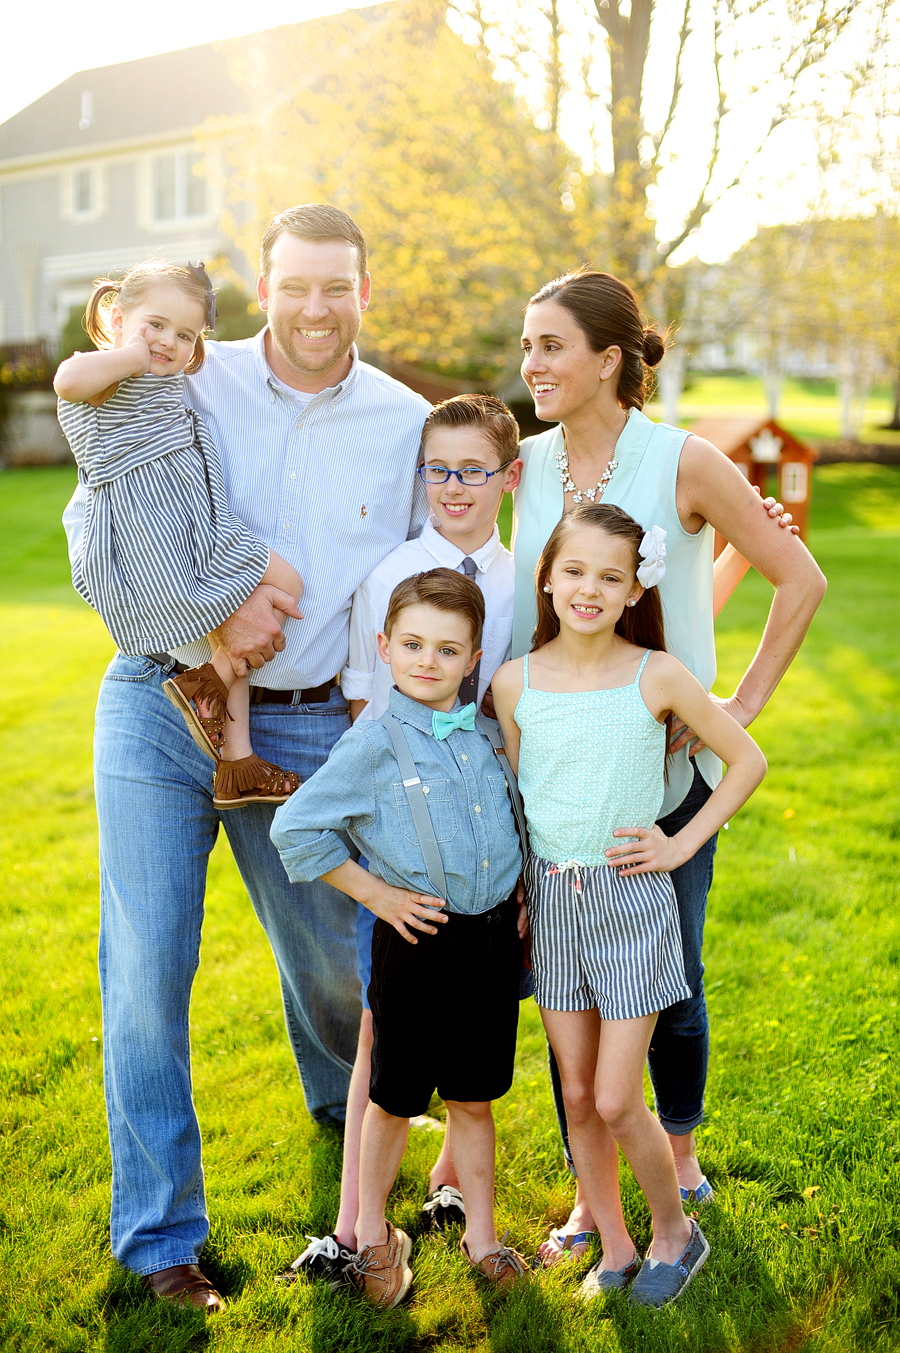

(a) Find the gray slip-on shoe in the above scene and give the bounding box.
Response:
[628,1220,709,1308]
[579,1248,641,1298]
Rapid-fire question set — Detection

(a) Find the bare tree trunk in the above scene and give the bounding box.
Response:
[593,0,655,285]
[763,358,784,420]
[659,347,686,427]
[839,348,876,440]
[885,368,900,431]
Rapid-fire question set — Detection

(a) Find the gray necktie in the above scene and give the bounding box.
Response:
[457,556,481,706]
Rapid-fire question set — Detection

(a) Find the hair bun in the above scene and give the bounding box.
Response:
[642,327,665,367]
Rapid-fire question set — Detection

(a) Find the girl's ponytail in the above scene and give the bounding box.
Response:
[84,280,122,349]
[616,584,666,651]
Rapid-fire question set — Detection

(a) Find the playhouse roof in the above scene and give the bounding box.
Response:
[687,417,817,461]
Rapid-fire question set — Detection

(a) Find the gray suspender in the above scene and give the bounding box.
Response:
[474,715,529,854]
[378,712,529,904]
[379,713,448,900]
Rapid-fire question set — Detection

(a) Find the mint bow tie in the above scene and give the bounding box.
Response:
[432,704,476,740]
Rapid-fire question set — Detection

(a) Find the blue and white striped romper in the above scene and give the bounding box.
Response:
[58,372,270,655]
[516,650,691,1020]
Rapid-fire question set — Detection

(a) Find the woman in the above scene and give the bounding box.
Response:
[512,270,826,1265]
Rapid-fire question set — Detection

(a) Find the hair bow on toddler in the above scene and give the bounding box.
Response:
[432,704,476,740]
[637,525,667,588]
[186,261,217,330]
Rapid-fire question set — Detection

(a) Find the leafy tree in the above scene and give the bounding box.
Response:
[57,306,94,365]
[210,0,586,378]
[209,284,266,343]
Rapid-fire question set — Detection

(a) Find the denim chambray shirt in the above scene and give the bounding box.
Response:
[270,687,522,914]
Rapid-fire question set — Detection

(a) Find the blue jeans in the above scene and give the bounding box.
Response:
[548,763,717,1166]
[94,654,361,1275]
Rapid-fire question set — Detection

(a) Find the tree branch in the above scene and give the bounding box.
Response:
[654,0,692,158]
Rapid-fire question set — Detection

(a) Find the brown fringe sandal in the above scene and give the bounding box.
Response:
[162,663,231,760]
[213,755,301,809]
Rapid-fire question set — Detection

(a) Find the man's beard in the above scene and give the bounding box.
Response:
[267,312,359,376]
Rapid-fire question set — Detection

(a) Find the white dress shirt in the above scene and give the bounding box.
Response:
[62,330,430,688]
[342,518,514,720]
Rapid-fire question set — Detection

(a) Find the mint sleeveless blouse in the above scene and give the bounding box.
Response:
[511,408,721,816]
[516,650,666,865]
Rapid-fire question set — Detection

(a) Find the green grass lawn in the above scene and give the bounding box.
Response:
[644,374,900,446]
[1,465,899,1351]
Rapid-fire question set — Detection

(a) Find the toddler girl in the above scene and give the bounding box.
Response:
[54,261,302,806]
[492,502,766,1307]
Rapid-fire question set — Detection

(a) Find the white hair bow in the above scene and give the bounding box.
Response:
[637,526,667,588]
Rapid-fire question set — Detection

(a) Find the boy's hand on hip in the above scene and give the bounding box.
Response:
[517,898,529,939]
[212,585,304,670]
[367,879,447,944]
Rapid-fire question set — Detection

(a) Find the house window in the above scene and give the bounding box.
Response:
[782,462,808,503]
[150,153,207,224]
[73,169,93,215]
[64,165,103,222]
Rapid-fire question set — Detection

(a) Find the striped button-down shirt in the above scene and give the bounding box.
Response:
[62,330,430,688]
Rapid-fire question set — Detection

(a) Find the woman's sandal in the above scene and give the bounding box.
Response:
[679,1177,715,1206]
[163,663,230,760]
[534,1227,597,1269]
[213,754,301,809]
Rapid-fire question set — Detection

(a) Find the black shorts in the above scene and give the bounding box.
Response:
[368,891,523,1118]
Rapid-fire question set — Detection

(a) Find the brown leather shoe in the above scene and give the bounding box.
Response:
[346,1223,412,1308]
[461,1231,530,1289]
[141,1264,224,1312]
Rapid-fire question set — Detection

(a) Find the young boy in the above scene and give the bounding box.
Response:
[275,396,522,1287]
[271,570,530,1307]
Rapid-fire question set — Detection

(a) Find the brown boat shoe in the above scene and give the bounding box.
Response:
[141,1262,224,1312]
[345,1222,413,1308]
[461,1231,530,1288]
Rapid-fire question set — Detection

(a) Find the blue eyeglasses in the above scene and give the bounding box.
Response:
[417,464,507,486]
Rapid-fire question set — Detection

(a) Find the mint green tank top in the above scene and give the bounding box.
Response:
[511,408,721,816]
[516,650,666,865]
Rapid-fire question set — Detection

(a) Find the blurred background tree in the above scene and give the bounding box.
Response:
[209,0,898,405]
[211,0,587,381]
[448,0,889,287]
[208,283,266,342]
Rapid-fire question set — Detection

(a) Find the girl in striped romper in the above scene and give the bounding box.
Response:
[54,261,302,807]
[492,503,765,1307]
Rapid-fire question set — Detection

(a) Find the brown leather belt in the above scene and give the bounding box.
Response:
[149,654,338,706]
[249,677,338,706]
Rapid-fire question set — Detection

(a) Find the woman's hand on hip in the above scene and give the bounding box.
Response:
[605,825,687,875]
[668,692,752,756]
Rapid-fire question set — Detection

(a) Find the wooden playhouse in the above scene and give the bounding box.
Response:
[688,417,819,548]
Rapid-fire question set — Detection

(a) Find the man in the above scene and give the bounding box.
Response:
[62,205,429,1311]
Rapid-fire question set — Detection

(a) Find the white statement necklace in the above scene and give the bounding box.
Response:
[556,433,618,505]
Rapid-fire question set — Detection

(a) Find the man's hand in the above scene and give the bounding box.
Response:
[364,878,448,944]
[759,493,800,535]
[604,825,687,876]
[211,585,303,673]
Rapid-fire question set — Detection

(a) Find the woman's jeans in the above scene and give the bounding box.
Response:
[94,655,361,1275]
[548,762,717,1167]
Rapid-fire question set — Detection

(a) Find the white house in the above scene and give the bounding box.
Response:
[0,9,395,346]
